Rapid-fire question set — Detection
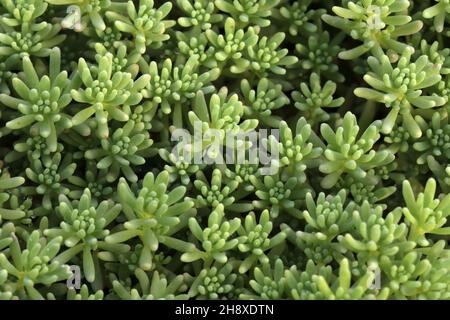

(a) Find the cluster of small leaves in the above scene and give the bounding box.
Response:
[0,0,449,300]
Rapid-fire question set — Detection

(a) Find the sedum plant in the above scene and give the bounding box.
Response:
[338,201,410,258]
[236,210,286,273]
[0,231,71,299]
[322,0,422,59]
[319,112,394,188]
[25,152,77,210]
[240,258,286,299]
[205,17,258,74]
[107,171,196,271]
[141,55,220,127]
[246,31,298,77]
[292,73,345,125]
[399,178,450,246]
[268,117,322,183]
[105,0,175,53]
[312,258,389,300]
[192,169,242,211]
[294,30,344,83]
[112,269,188,300]
[176,0,223,31]
[84,120,153,183]
[300,190,355,242]
[215,0,280,28]
[275,0,323,37]
[71,53,149,138]
[0,165,25,224]
[241,77,289,127]
[413,113,450,165]
[0,15,64,58]
[182,204,240,264]
[250,174,307,218]
[284,260,333,300]
[44,189,123,283]
[0,47,72,152]
[0,0,449,302]
[187,88,258,161]
[46,0,126,32]
[188,261,236,299]
[422,0,450,33]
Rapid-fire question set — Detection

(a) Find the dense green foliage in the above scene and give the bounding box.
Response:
[0,0,449,300]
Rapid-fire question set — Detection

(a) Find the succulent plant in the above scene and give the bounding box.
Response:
[319,112,395,188]
[71,53,149,138]
[215,0,280,28]
[423,0,450,33]
[84,120,153,183]
[0,231,71,299]
[354,48,445,138]
[44,189,124,282]
[105,0,175,53]
[106,171,195,271]
[0,47,72,152]
[292,73,345,125]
